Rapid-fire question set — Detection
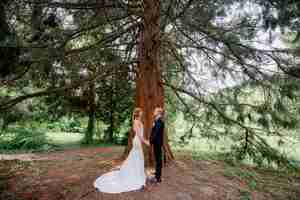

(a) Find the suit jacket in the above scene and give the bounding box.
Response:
[150,118,164,146]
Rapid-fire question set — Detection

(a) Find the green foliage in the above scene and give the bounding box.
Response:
[47,117,83,133]
[1,0,300,173]
[253,0,300,35]
[230,133,296,170]
[175,76,300,170]
[96,69,134,143]
[0,127,53,151]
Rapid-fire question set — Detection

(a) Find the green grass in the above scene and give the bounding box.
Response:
[46,131,117,150]
[46,132,84,148]
[172,135,300,170]
[0,130,116,154]
[175,135,300,158]
[171,113,300,165]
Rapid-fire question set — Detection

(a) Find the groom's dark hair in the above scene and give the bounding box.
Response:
[155,107,164,119]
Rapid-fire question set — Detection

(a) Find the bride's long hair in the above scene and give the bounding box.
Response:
[132,107,142,123]
[131,107,143,139]
[122,107,143,159]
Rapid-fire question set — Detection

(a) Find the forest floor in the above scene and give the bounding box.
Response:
[0,146,300,200]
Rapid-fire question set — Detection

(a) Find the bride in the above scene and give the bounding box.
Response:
[94,108,150,193]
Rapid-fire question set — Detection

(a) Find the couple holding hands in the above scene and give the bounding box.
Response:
[94,107,165,193]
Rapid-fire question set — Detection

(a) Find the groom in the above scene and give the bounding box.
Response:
[150,107,164,183]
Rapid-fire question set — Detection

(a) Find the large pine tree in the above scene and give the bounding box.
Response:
[1,0,300,167]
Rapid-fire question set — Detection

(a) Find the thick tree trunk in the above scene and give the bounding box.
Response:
[84,81,96,144]
[104,73,116,143]
[108,111,114,142]
[104,100,114,143]
[125,0,174,166]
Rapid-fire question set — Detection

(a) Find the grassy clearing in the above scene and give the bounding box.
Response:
[171,126,300,169]
[171,113,300,164]
[0,130,115,154]
[173,138,300,170]
[173,135,300,157]
[46,131,117,150]
[46,132,84,148]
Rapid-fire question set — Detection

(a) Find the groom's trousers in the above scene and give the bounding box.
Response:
[153,144,162,182]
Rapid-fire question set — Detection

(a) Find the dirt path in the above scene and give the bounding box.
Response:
[1,147,299,200]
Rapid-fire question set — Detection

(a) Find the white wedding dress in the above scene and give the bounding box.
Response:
[94,126,146,193]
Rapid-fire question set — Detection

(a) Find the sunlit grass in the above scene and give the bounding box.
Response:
[46,132,116,149]
[171,113,300,163]
[46,132,84,148]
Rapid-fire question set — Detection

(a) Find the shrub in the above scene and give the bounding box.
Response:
[0,127,53,151]
[47,117,83,133]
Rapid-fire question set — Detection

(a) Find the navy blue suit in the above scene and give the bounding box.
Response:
[150,117,164,182]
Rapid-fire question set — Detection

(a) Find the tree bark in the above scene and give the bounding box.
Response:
[125,0,174,166]
[104,89,114,143]
[84,81,96,144]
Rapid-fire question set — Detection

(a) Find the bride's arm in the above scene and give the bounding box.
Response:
[134,120,150,145]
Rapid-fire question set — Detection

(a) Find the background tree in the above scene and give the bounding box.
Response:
[1,0,300,168]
